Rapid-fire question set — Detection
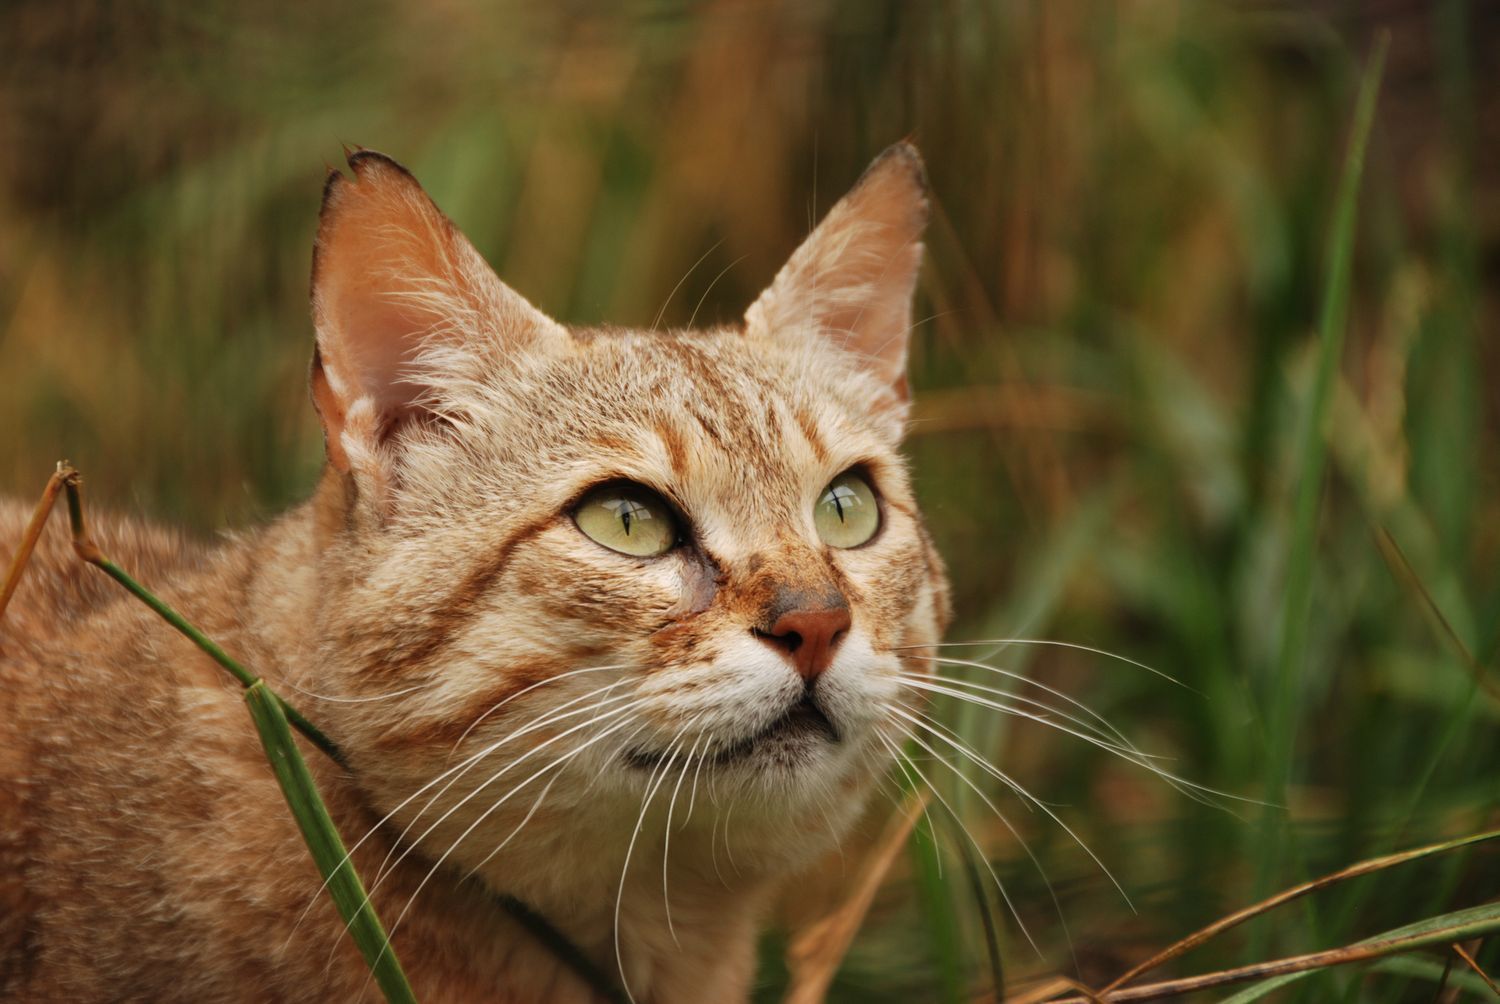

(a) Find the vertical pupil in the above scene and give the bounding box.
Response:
[829,484,853,523]
[619,501,634,535]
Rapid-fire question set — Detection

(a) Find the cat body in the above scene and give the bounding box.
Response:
[0,144,949,1002]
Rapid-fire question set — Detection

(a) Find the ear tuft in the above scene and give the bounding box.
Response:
[745,141,930,405]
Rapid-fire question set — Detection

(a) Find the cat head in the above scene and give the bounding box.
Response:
[304,145,950,889]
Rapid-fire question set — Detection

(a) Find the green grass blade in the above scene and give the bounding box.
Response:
[57,468,343,763]
[1257,34,1389,890]
[910,813,966,1004]
[244,681,418,1004]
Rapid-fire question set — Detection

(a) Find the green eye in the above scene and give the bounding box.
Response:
[573,483,678,557]
[814,471,880,548]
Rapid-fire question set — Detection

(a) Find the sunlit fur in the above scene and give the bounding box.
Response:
[1,145,950,1001]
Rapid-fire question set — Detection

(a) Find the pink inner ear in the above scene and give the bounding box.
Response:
[745,142,929,400]
[319,265,438,421]
[308,153,503,473]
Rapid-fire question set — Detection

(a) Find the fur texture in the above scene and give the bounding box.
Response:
[0,143,950,1002]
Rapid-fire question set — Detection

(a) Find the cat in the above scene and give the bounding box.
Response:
[0,141,950,1003]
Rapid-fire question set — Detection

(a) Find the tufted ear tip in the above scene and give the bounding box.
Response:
[862,140,929,199]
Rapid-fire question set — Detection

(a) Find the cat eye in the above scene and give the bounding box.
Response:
[814,471,880,548]
[573,483,679,557]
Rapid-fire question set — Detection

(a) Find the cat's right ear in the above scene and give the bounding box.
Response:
[309,150,559,480]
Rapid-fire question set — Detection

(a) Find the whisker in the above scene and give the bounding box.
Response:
[280,680,426,704]
[883,738,943,880]
[661,717,706,948]
[684,725,711,826]
[884,715,1085,971]
[895,638,1190,691]
[463,770,563,879]
[374,683,638,891]
[378,696,651,896]
[896,667,1148,759]
[615,722,694,1004]
[287,680,632,954]
[451,663,630,754]
[874,730,1042,958]
[896,674,1160,772]
[368,716,641,998]
[686,255,749,329]
[889,703,1135,912]
[904,652,1145,751]
[651,238,725,331]
[722,800,740,876]
[895,675,1236,806]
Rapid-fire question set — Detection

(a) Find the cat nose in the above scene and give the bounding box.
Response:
[754,603,852,683]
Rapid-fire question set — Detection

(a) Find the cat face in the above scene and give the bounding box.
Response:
[303,147,949,887]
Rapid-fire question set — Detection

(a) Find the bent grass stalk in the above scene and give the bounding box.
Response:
[0,463,414,1004]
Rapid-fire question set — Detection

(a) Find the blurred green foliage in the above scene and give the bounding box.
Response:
[1,1,1496,1000]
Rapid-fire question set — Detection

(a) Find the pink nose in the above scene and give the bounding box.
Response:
[756,605,852,682]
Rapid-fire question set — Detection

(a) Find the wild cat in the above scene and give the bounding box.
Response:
[0,143,953,1001]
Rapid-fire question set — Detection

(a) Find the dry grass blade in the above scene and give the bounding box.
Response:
[783,789,931,1004]
[0,461,72,622]
[1044,900,1500,1002]
[1101,828,1500,993]
[1375,526,1500,705]
[1000,977,1103,1004]
[1451,942,1500,998]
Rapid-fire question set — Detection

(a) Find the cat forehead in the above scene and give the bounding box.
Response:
[505,324,896,450]
[433,323,904,515]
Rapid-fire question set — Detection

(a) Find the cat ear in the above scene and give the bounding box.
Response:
[309,149,559,476]
[745,142,929,402]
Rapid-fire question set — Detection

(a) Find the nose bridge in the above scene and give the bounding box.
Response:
[744,544,852,682]
[743,539,842,623]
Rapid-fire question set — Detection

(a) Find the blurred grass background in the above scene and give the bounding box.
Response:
[1,1,1496,1000]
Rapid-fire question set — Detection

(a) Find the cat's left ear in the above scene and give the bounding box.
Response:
[745,141,928,407]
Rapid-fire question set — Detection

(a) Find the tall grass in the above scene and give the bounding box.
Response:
[1,1,1494,999]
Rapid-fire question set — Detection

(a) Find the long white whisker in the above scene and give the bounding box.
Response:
[451,663,630,754]
[661,717,706,948]
[895,638,1189,690]
[286,678,632,954]
[875,730,1041,957]
[883,737,943,880]
[904,652,1145,751]
[651,238,725,331]
[368,695,650,923]
[722,800,740,876]
[896,675,1233,805]
[374,683,636,890]
[614,723,694,1004]
[898,675,1153,769]
[685,726,710,825]
[280,681,426,704]
[890,702,1135,911]
[373,710,647,993]
[896,668,1149,759]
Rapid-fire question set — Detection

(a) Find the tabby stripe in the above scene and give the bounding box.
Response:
[365,514,554,680]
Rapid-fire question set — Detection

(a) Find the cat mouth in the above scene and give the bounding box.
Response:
[625,695,840,771]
